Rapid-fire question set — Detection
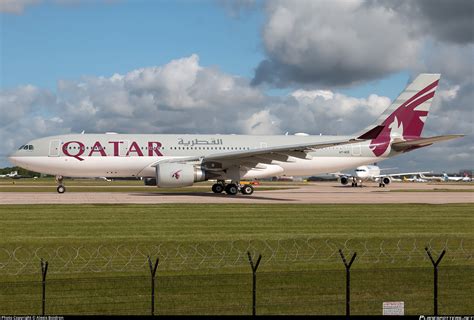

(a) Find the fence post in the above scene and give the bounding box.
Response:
[147,256,160,316]
[247,251,262,316]
[40,258,48,316]
[425,248,446,316]
[338,249,356,317]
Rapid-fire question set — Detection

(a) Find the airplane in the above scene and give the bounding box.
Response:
[462,174,473,182]
[403,175,428,183]
[441,172,465,182]
[419,173,444,182]
[0,171,21,179]
[333,165,431,187]
[8,74,464,195]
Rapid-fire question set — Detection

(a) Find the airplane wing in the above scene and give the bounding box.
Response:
[329,172,353,178]
[374,171,431,178]
[152,138,363,170]
[391,134,464,152]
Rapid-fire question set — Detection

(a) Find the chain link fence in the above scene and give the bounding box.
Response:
[0,237,472,315]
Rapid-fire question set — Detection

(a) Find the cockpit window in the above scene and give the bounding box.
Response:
[20,144,34,151]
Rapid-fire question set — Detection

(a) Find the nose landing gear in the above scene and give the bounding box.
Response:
[55,175,66,194]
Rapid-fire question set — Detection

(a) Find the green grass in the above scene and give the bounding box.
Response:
[0,204,472,315]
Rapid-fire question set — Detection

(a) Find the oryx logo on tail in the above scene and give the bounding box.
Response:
[367,74,440,157]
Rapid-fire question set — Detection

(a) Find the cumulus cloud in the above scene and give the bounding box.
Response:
[1,54,471,172]
[252,0,420,87]
[372,0,474,45]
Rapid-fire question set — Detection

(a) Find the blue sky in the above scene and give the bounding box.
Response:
[1,0,408,99]
[2,1,264,89]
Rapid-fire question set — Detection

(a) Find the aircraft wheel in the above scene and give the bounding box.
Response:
[57,185,66,194]
[382,184,386,188]
[225,183,239,195]
[241,185,254,195]
[211,183,224,193]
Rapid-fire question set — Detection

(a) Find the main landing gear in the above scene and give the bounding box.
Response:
[211,181,254,196]
[350,177,362,187]
[56,175,66,194]
[378,183,386,188]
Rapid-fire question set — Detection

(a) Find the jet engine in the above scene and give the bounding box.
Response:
[382,177,391,185]
[340,176,349,185]
[156,163,207,188]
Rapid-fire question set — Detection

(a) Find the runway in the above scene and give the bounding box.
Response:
[1,182,472,204]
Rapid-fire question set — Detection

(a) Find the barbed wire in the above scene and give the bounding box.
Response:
[0,237,471,275]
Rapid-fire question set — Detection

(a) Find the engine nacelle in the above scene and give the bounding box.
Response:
[340,176,349,185]
[382,177,391,185]
[156,163,206,188]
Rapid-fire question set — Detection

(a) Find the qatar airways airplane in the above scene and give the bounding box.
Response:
[8,74,463,195]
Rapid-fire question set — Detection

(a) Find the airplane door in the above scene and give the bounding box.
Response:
[260,142,268,149]
[49,140,61,157]
[351,144,361,156]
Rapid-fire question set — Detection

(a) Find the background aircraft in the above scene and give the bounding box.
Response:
[8,74,463,194]
[403,175,428,183]
[333,165,430,187]
[0,171,21,179]
[442,172,464,182]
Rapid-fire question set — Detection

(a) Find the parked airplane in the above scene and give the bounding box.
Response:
[441,172,466,182]
[419,173,444,182]
[403,175,428,183]
[8,74,463,194]
[333,165,430,187]
[0,171,21,179]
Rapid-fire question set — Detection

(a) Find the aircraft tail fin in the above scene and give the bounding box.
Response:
[358,73,440,138]
[356,74,444,156]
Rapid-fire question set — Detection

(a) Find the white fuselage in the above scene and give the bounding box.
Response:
[354,165,381,181]
[9,133,389,180]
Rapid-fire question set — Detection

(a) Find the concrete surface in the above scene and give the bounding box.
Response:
[0,182,472,204]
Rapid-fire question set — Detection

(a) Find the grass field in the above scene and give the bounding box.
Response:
[0,203,472,315]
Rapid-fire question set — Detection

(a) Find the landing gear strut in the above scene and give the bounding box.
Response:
[211,181,254,195]
[55,175,66,194]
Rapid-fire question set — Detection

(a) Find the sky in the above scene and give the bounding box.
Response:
[0,0,473,172]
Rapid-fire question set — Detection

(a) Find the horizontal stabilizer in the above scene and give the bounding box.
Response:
[391,134,464,152]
